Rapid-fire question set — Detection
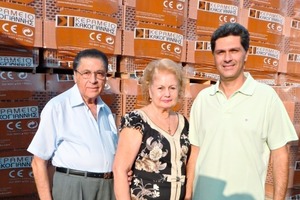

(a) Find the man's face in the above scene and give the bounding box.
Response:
[74,57,107,104]
[213,35,248,82]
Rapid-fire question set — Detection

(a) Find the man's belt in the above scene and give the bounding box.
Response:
[56,167,113,179]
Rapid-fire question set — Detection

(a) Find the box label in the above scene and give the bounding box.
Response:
[55,10,118,54]
[247,43,280,72]
[0,2,35,47]
[134,22,184,61]
[0,102,39,150]
[196,1,238,34]
[247,8,284,43]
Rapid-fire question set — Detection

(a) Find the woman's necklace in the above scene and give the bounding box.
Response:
[151,108,172,134]
[167,115,171,134]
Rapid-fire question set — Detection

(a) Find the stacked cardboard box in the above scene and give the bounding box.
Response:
[0,0,42,69]
[120,0,188,73]
[0,71,46,199]
[239,0,284,77]
[278,0,300,77]
[185,0,240,80]
[42,0,122,72]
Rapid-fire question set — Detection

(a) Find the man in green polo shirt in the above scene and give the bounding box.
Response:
[185,23,298,200]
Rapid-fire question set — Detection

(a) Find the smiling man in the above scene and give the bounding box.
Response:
[27,49,117,200]
[186,23,298,200]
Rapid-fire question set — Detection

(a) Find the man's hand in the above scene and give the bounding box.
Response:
[127,170,133,184]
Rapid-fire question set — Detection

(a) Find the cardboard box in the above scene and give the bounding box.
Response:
[0,71,45,94]
[241,0,284,11]
[273,85,300,100]
[119,56,154,74]
[43,0,122,68]
[240,6,284,44]
[188,0,240,35]
[292,0,300,15]
[0,1,42,68]
[55,0,119,14]
[277,73,300,86]
[186,35,214,65]
[101,77,122,126]
[0,101,40,150]
[122,19,186,62]
[282,101,300,125]
[283,17,300,41]
[0,71,47,115]
[246,41,281,73]
[123,0,188,27]
[45,73,74,94]
[279,37,300,74]
[185,63,219,82]
[0,72,50,150]
[245,70,277,86]
[280,17,300,74]
[0,149,37,198]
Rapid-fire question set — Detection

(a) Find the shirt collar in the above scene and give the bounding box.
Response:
[209,72,257,96]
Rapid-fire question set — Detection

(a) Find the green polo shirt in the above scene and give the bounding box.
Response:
[189,72,298,200]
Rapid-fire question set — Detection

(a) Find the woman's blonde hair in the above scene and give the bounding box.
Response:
[140,58,186,104]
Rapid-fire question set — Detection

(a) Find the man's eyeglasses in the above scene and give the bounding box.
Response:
[75,70,107,80]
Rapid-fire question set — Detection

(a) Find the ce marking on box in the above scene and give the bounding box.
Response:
[267,23,282,32]
[9,170,33,178]
[161,43,181,54]
[2,23,33,37]
[163,0,184,10]
[7,120,39,131]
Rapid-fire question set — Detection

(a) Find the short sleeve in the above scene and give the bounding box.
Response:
[119,110,145,134]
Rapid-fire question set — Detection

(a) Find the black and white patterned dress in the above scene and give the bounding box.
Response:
[120,109,190,200]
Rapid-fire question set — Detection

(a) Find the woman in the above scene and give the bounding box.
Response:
[113,58,191,200]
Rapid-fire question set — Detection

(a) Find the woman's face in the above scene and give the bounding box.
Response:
[149,70,180,110]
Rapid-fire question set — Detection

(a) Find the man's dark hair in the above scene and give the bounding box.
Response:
[73,49,109,71]
[210,23,250,53]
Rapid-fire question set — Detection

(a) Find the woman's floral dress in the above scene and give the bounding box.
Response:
[120,110,190,200]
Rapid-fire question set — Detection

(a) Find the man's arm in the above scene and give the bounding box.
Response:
[31,155,53,200]
[185,144,199,200]
[271,145,289,200]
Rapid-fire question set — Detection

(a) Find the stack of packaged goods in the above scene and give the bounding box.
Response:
[120,0,190,116]
[42,0,122,73]
[186,0,240,81]
[239,0,284,83]
[0,0,44,198]
[120,0,187,73]
[0,72,46,199]
[0,0,42,69]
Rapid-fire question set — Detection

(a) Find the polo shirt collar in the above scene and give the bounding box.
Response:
[210,72,257,96]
